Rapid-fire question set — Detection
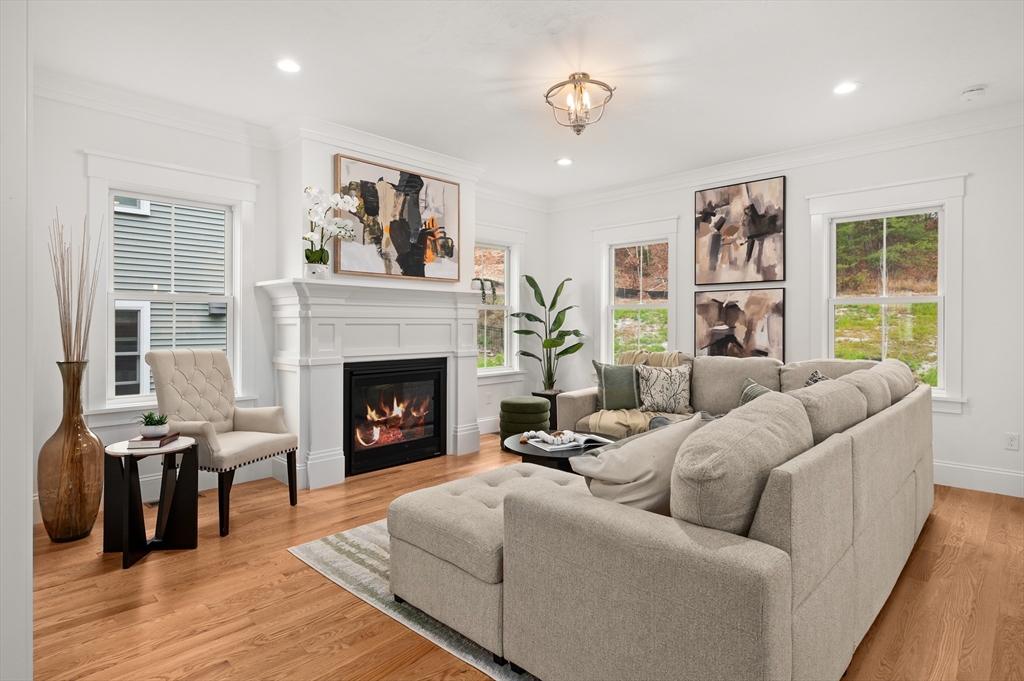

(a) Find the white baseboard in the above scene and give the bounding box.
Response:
[934,460,1024,497]
[477,416,500,435]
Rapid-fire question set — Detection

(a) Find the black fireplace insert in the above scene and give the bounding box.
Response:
[344,357,446,476]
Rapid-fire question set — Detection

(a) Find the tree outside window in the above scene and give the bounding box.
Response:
[474,244,511,370]
[610,242,670,359]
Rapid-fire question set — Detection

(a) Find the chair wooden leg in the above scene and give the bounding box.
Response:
[218,470,235,537]
[287,450,297,506]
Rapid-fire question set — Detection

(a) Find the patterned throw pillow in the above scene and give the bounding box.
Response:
[593,360,644,410]
[740,378,772,405]
[636,364,693,414]
[700,411,725,423]
[804,370,832,387]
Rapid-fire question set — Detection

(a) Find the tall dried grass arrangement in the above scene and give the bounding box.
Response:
[47,213,103,362]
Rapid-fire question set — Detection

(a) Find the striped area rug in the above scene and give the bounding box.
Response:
[289,519,533,681]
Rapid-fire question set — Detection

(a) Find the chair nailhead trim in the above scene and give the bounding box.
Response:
[200,448,297,473]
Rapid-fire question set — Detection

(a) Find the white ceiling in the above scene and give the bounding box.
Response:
[29,1,1024,198]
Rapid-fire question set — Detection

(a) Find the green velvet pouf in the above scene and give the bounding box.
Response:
[499,396,551,415]
[499,396,550,451]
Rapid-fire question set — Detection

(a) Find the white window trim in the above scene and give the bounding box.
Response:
[809,174,965,413]
[475,223,525,377]
[592,217,678,364]
[112,299,151,396]
[85,150,258,413]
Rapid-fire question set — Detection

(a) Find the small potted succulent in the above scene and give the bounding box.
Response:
[134,411,169,438]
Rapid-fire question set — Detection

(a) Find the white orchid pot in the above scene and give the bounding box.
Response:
[304,263,331,280]
[140,424,169,438]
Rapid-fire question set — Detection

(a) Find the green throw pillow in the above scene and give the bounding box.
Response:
[740,377,772,405]
[593,360,644,410]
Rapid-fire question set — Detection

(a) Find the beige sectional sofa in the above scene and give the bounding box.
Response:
[389,357,933,681]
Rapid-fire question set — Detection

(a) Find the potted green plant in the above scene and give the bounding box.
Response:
[511,276,585,417]
[134,411,170,438]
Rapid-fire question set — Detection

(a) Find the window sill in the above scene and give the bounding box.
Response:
[931,391,966,414]
[85,394,259,427]
[477,370,526,386]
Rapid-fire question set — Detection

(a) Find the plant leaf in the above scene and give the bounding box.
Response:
[549,278,572,311]
[513,329,542,338]
[510,311,543,324]
[550,305,577,333]
[555,342,585,358]
[556,329,583,339]
[542,337,566,349]
[518,350,543,362]
[523,275,546,308]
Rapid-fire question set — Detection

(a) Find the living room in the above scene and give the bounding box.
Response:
[1,2,1022,680]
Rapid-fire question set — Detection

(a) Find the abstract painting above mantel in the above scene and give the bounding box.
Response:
[695,176,785,284]
[333,154,460,281]
[694,288,785,361]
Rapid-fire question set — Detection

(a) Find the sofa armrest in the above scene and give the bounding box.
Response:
[555,386,598,430]
[170,420,220,468]
[233,406,289,434]
[503,489,792,681]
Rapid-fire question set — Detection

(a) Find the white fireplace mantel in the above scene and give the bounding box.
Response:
[256,278,481,489]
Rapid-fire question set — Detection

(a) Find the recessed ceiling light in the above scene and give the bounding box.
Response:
[832,81,861,95]
[556,158,573,166]
[276,58,301,73]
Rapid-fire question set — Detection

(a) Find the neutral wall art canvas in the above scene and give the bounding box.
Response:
[695,176,785,284]
[694,288,785,361]
[333,154,460,281]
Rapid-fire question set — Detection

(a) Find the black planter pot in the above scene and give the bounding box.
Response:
[531,390,563,431]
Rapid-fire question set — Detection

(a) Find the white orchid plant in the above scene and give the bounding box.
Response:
[303,186,359,265]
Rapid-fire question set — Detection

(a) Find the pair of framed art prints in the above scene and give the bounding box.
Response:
[693,175,786,362]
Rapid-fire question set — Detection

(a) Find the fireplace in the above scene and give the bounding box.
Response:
[344,357,447,476]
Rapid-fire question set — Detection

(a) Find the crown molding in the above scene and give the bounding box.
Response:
[33,69,276,150]
[476,183,550,213]
[548,102,1024,214]
[272,114,488,182]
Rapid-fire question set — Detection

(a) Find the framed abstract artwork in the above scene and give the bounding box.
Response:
[333,153,460,281]
[694,288,785,361]
[695,176,785,284]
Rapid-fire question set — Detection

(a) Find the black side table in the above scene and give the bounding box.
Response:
[502,432,618,474]
[103,437,198,569]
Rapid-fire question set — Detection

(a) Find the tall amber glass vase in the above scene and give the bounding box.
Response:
[37,361,103,542]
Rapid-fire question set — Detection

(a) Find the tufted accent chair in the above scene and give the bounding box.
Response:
[146,349,298,536]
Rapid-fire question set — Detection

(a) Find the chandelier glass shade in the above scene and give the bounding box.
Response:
[544,72,615,135]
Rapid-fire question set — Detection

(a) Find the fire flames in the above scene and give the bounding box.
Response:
[355,394,431,448]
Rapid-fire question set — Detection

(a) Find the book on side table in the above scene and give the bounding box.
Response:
[522,430,612,452]
[127,432,180,449]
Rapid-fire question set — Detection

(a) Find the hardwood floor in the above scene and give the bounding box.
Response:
[34,435,1023,680]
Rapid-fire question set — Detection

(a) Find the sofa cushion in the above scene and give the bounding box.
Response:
[637,364,693,414]
[780,359,878,393]
[570,414,704,513]
[870,359,917,403]
[211,430,298,471]
[672,391,814,536]
[838,369,892,416]
[387,463,587,584]
[787,380,868,445]
[740,378,773,406]
[690,356,783,415]
[617,350,692,368]
[593,360,643,410]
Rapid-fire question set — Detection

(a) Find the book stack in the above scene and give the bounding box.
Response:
[127,432,180,449]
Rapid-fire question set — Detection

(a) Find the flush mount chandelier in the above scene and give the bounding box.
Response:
[544,72,615,135]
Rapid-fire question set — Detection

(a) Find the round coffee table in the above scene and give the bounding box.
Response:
[503,432,618,474]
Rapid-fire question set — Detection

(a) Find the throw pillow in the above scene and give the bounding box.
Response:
[592,360,644,410]
[804,370,832,387]
[570,413,704,513]
[739,378,772,405]
[636,363,693,414]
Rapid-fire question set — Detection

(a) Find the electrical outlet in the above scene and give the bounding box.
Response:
[1006,432,1020,451]
[486,392,492,405]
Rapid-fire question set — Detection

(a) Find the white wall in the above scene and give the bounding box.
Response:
[546,106,1024,497]
[31,79,280,500]
[0,2,35,677]
[475,191,552,432]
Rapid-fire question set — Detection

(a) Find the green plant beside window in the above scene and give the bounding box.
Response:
[511,276,585,392]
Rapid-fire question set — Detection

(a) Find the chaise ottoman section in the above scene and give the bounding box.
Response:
[388,463,587,658]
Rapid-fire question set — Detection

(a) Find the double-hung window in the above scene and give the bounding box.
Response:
[474,244,513,371]
[830,210,941,386]
[110,193,233,399]
[609,241,670,359]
